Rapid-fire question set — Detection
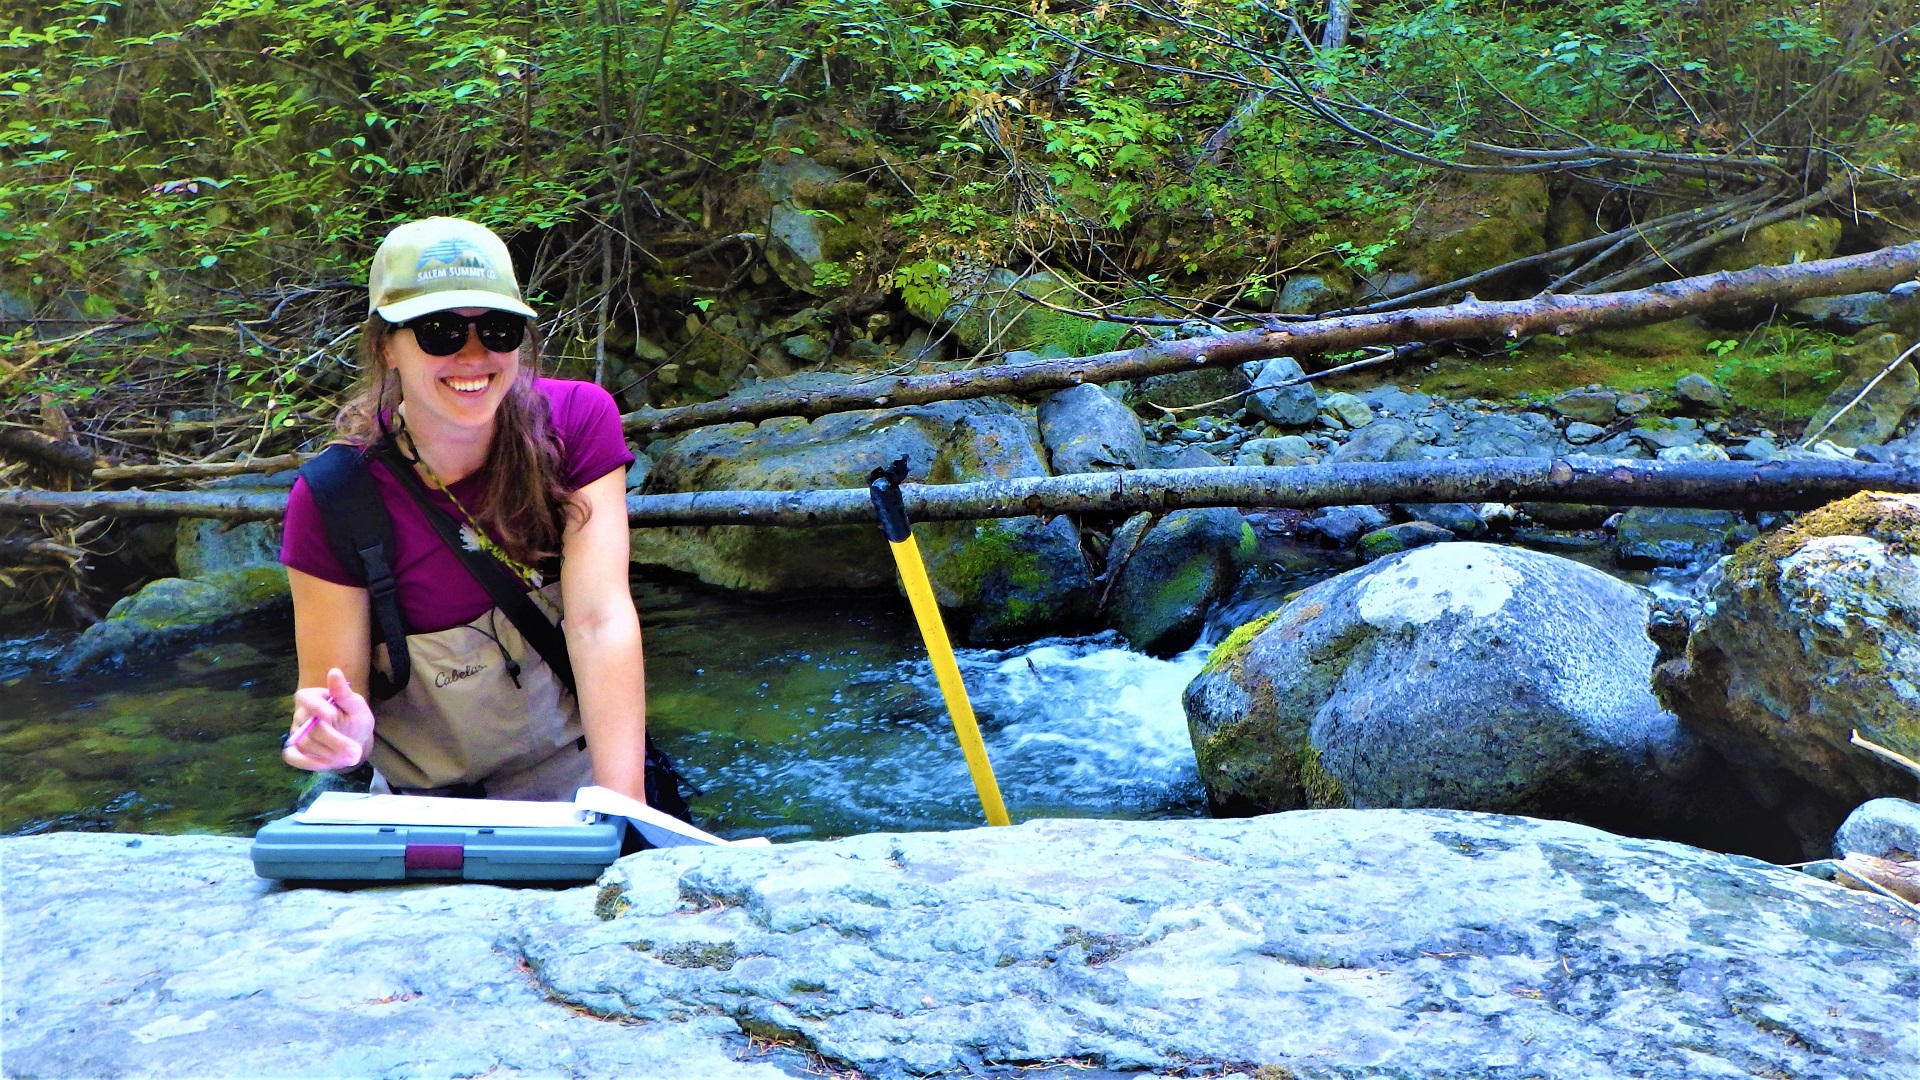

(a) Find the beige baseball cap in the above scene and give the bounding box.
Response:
[367,217,538,323]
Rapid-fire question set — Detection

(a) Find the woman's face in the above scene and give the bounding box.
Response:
[384,307,523,431]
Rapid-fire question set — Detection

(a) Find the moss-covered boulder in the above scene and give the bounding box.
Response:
[1699,215,1843,274]
[51,568,291,676]
[1804,331,1920,447]
[1106,509,1256,655]
[914,413,1094,641]
[754,142,888,297]
[1185,543,1700,831]
[935,268,1128,357]
[1369,173,1549,297]
[1654,493,1920,816]
[632,385,1091,640]
[52,472,295,676]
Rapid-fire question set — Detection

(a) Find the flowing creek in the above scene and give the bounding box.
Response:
[1,553,1706,842]
[0,572,1216,840]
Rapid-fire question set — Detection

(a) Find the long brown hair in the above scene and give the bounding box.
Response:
[333,315,582,567]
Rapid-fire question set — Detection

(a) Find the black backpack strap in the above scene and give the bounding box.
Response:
[371,441,579,698]
[299,443,411,700]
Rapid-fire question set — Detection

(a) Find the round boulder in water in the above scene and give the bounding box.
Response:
[1107,509,1256,655]
[1185,542,1695,826]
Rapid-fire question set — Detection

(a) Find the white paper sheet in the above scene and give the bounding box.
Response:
[294,791,591,828]
[573,786,771,848]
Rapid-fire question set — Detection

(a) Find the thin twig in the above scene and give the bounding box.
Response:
[1849,729,1920,780]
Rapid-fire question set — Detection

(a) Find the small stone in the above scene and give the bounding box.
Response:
[1834,798,1920,859]
[1359,520,1456,560]
[1674,373,1729,411]
[1548,389,1620,425]
[1322,392,1374,429]
[1303,504,1391,547]
[1734,438,1779,461]
[1655,442,1731,462]
[782,334,829,364]
[1615,392,1654,415]
[1564,422,1607,444]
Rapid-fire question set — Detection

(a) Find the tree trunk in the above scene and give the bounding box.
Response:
[1321,0,1353,51]
[5,458,1911,526]
[619,242,1920,437]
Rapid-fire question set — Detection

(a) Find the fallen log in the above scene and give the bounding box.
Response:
[620,242,1920,437]
[90,453,316,484]
[0,426,97,475]
[3,458,1913,526]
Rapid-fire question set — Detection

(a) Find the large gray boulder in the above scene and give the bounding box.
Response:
[1185,543,1698,827]
[1105,508,1255,654]
[632,385,1090,641]
[8,817,1914,1080]
[1656,492,1920,816]
[1036,384,1148,474]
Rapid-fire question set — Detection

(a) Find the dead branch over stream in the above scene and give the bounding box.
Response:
[5,458,1911,526]
[620,242,1920,437]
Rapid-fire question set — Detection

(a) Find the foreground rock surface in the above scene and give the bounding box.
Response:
[8,814,1917,1080]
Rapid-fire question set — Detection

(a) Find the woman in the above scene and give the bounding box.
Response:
[277,217,648,804]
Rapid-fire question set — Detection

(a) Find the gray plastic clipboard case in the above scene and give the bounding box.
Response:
[251,817,624,882]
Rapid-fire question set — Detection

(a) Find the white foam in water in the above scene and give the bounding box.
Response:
[958,635,1210,812]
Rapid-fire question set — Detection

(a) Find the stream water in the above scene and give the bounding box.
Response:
[0,571,1214,841]
[1,548,1710,844]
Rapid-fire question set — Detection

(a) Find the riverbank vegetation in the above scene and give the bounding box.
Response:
[2,0,1916,620]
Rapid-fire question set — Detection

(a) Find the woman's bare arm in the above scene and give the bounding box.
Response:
[560,468,648,801]
[283,567,377,770]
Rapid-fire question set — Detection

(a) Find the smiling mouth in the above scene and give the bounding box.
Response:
[443,375,493,394]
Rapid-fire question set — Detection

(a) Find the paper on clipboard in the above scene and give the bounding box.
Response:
[573,786,771,848]
[295,791,592,828]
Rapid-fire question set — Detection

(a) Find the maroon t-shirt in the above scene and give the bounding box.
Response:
[280,378,634,633]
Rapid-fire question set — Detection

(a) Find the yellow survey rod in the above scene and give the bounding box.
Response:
[870,461,1011,827]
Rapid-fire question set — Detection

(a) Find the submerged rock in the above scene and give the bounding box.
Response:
[1184,543,1702,831]
[9,816,1913,1080]
[1613,506,1755,569]
[53,474,296,676]
[1655,493,1920,827]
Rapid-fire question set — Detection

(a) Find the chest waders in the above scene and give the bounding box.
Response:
[299,441,690,816]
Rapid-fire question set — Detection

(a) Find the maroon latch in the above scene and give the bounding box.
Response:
[404,843,465,870]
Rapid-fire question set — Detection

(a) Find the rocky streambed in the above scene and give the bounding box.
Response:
[6,811,1916,1080]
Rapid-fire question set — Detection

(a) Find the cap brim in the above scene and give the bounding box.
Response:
[377,290,538,323]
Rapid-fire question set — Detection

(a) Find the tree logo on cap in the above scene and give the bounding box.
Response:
[415,238,498,282]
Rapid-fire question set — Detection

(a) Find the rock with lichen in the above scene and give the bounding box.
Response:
[1105,508,1255,654]
[631,385,1091,640]
[1184,543,1706,834]
[1654,492,1920,821]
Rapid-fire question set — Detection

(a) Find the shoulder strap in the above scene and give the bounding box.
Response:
[298,443,411,700]
[372,441,579,698]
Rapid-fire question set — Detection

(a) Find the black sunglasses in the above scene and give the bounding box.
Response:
[398,311,528,356]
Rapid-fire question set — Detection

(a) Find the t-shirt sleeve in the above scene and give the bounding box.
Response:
[547,379,636,490]
[279,476,361,587]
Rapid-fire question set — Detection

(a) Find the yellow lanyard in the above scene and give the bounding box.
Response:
[398,430,545,590]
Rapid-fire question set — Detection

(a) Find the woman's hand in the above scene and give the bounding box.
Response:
[282,668,375,772]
